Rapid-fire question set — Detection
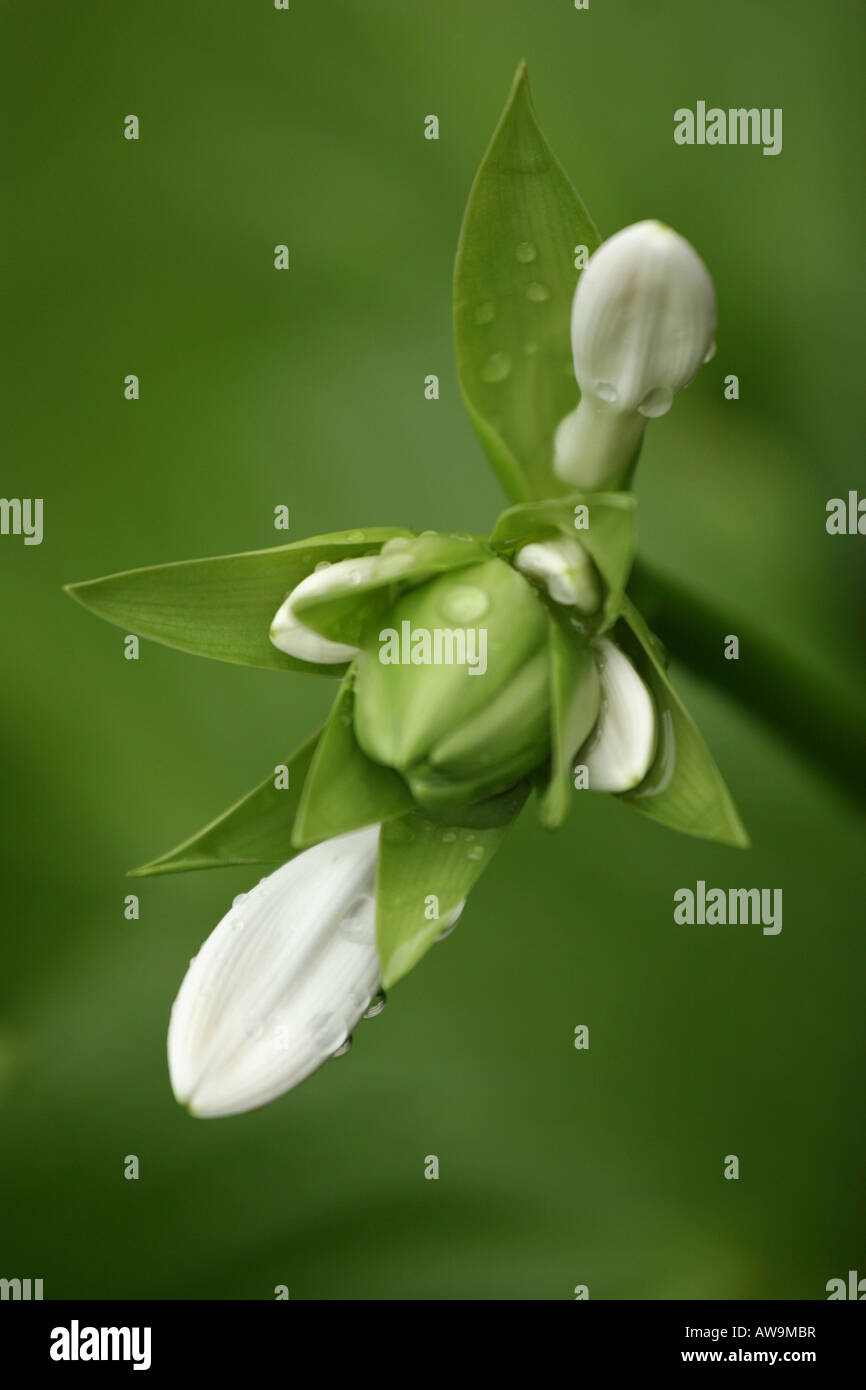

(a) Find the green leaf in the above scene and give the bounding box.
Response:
[537,614,600,829]
[292,667,414,847]
[129,731,321,876]
[65,528,413,674]
[491,492,636,629]
[292,533,489,647]
[376,792,529,990]
[616,598,750,848]
[454,61,600,504]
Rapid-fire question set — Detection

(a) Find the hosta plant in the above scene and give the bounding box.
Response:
[67,64,747,1118]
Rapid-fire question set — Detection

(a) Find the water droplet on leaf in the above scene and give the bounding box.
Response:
[481,352,511,384]
[474,302,496,324]
[525,281,549,302]
[440,585,489,622]
[515,241,537,263]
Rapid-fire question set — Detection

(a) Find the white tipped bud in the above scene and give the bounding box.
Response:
[168,826,381,1117]
[555,220,716,489]
[515,536,601,613]
[579,638,656,792]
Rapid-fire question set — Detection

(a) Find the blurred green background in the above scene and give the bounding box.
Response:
[2,0,864,1299]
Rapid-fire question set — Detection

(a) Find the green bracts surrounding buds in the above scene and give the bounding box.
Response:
[353,556,551,810]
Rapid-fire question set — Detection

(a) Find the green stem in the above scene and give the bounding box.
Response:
[628,562,866,812]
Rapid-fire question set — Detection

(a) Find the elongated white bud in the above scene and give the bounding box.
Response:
[579,638,656,791]
[268,558,378,663]
[555,220,716,489]
[168,825,381,1117]
[515,536,601,613]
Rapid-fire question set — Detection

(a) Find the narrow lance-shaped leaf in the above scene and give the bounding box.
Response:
[491,492,636,630]
[292,665,414,848]
[129,730,321,877]
[65,528,413,674]
[454,61,600,504]
[616,597,749,848]
[376,788,529,990]
[537,614,600,829]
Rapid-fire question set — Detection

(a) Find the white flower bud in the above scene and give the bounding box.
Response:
[555,220,716,489]
[579,638,656,792]
[168,826,381,1117]
[270,551,413,663]
[515,536,601,613]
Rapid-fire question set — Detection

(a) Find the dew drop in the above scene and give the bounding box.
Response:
[467,845,484,861]
[638,385,674,419]
[595,381,618,403]
[703,340,717,363]
[314,560,332,573]
[515,240,537,263]
[525,281,550,302]
[440,585,489,623]
[380,536,412,555]
[339,893,376,944]
[232,892,248,908]
[242,1014,265,1041]
[435,900,466,942]
[481,351,511,384]
[524,340,539,355]
[442,829,457,844]
[311,1011,348,1055]
[331,1034,353,1058]
[474,301,496,325]
[346,530,364,543]
[363,990,387,1019]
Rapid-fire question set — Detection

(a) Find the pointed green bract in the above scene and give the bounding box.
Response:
[537,615,600,828]
[454,61,600,504]
[376,792,528,990]
[65,528,412,674]
[292,533,489,647]
[129,731,321,876]
[491,492,636,629]
[292,667,413,847]
[617,598,750,848]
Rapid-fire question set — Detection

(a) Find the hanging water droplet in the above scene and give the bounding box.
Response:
[440,585,489,622]
[332,1034,353,1058]
[339,893,376,944]
[311,1011,348,1055]
[314,560,332,573]
[481,352,511,384]
[703,340,717,363]
[474,301,496,325]
[435,899,466,941]
[363,990,387,1019]
[515,240,537,263]
[524,340,539,355]
[638,385,674,418]
[596,381,618,403]
[525,281,549,302]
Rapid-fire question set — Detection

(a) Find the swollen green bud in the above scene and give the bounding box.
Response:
[353,556,551,811]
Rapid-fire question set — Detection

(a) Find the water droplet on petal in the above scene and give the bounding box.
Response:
[312,1011,348,1055]
[703,340,717,363]
[474,301,496,324]
[638,385,674,418]
[242,1014,265,1040]
[440,585,489,622]
[380,536,412,555]
[515,240,537,263]
[525,281,549,302]
[363,990,387,1019]
[481,352,511,384]
[596,381,618,403]
[314,560,332,573]
[232,893,248,907]
[332,1034,353,1058]
[339,893,376,944]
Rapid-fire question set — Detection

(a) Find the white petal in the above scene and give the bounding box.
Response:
[515,536,600,613]
[579,639,656,792]
[269,558,382,663]
[168,825,381,1117]
[555,220,716,488]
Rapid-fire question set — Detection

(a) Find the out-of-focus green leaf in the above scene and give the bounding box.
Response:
[292,533,488,647]
[376,793,528,989]
[65,528,412,674]
[537,614,600,828]
[129,731,321,876]
[454,61,600,504]
[292,667,413,847]
[617,598,750,848]
[491,492,636,629]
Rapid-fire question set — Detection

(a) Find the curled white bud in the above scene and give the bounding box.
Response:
[168,826,381,1117]
[579,638,656,792]
[515,536,601,613]
[555,220,716,489]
